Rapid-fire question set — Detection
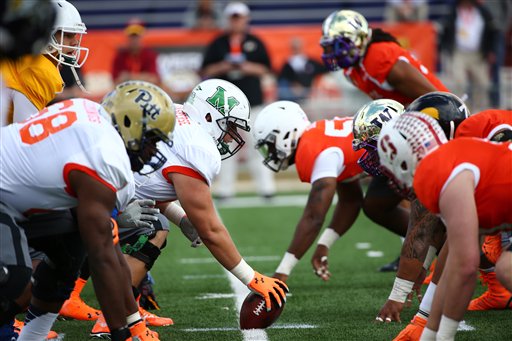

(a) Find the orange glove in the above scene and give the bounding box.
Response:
[248,271,289,312]
[128,320,159,341]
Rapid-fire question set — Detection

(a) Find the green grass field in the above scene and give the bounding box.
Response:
[52,195,511,340]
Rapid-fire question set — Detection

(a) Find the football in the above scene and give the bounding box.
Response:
[239,292,285,329]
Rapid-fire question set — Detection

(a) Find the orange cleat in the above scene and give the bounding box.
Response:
[59,294,100,321]
[481,234,502,264]
[128,320,159,341]
[90,313,110,339]
[13,319,59,340]
[468,271,512,310]
[393,315,427,341]
[139,306,174,327]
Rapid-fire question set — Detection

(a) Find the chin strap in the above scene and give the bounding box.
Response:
[70,66,90,94]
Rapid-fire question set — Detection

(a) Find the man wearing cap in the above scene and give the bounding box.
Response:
[200,1,276,200]
[112,19,159,85]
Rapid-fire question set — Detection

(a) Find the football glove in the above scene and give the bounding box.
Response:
[117,199,159,229]
[248,272,289,312]
[179,216,202,248]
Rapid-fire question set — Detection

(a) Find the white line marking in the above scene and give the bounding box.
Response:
[196,293,237,299]
[366,251,384,258]
[225,269,269,341]
[183,324,316,332]
[183,274,226,280]
[458,320,476,331]
[216,195,326,209]
[180,255,280,264]
[356,242,371,249]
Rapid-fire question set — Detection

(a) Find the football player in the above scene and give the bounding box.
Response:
[93,79,288,326]
[392,108,512,341]
[320,9,451,272]
[378,112,512,341]
[1,0,88,127]
[0,81,175,341]
[253,100,371,281]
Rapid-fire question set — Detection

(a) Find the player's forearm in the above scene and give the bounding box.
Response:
[287,217,323,259]
[200,224,242,270]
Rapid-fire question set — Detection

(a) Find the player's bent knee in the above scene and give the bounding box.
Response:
[122,235,161,270]
[0,265,32,324]
[31,259,77,303]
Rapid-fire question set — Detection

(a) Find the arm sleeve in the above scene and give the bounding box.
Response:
[310,147,345,183]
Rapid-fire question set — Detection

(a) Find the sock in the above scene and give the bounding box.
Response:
[419,327,436,341]
[72,277,88,296]
[417,282,437,319]
[17,305,58,341]
[437,315,459,341]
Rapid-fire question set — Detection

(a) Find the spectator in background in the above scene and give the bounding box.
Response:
[440,0,496,113]
[183,0,224,30]
[112,19,159,85]
[483,0,512,108]
[278,37,327,103]
[200,1,276,200]
[384,0,429,23]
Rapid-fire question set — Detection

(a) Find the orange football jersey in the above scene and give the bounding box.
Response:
[414,138,512,233]
[344,42,448,105]
[295,117,364,183]
[455,109,512,139]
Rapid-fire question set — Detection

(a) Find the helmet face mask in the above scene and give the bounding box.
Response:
[45,0,88,68]
[320,10,371,71]
[253,101,311,172]
[377,112,448,197]
[352,99,404,176]
[184,79,251,160]
[101,81,176,175]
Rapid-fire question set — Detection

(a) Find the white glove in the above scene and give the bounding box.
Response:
[179,216,202,248]
[117,199,160,228]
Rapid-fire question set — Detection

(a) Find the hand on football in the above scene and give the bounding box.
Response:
[272,272,288,283]
[248,272,289,312]
[312,246,331,281]
[375,299,403,323]
[117,199,159,228]
[178,216,202,248]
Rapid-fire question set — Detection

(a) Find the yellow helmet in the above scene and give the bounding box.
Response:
[101,80,176,173]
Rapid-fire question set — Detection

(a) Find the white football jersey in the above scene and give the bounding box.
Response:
[0,98,134,214]
[134,104,221,202]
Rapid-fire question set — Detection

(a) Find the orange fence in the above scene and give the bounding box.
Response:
[82,22,438,76]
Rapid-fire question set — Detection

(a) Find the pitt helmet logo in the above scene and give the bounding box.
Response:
[206,86,240,116]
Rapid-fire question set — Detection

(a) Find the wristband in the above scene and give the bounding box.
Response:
[317,228,340,249]
[127,311,142,326]
[275,252,299,276]
[388,277,414,303]
[423,245,437,270]
[230,259,255,285]
[163,202,186,226]
[110,326,130,341]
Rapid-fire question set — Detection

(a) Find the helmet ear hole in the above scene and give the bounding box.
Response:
[124,115,131,128]
[205,113,212,123]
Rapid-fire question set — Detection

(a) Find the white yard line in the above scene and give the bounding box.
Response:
[180,255,280,264]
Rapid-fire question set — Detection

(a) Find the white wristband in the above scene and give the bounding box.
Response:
[230,259,255,285]
[163,202,186,226]
[388,277,414,303]
[437,315,459,341]
[127,311,142,325]
[275,252,299,276]
[317,228,340,249]
[423,245,437,270]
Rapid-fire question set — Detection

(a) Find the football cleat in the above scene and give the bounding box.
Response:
[59,294,100,321]
[90,313,111,339]
[128,320,159,341]
[379,256,400,272]
[13,319,59,340]
[393,315,427,341]
[139,306,174,327]
[468,271,512,310]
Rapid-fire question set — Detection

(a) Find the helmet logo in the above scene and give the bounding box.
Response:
[380,135,397,161]
[418,107,440,120]
[134,89,161,120]
[370,107,396,128]
[206,86,240,116]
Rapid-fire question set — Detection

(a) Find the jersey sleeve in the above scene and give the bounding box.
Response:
[310,147,345,183]
[178,144,221,186]
[364,42,403,84]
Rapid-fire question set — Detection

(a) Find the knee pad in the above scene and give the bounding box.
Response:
[0,265,31,324]
[122,235,161,270]
[31,259,77,302]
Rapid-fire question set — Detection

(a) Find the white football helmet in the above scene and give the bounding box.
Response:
[45,0,88,68]
[377,112,448,196]
[352,99,404,176]
[183,79,250,160]
[253,101,311,172]
[320,10,371,70]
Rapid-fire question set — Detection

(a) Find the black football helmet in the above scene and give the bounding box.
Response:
[405,91,469,140]
[0,0,56,60]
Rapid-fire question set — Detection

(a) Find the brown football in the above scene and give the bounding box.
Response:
[239,292,285,329]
